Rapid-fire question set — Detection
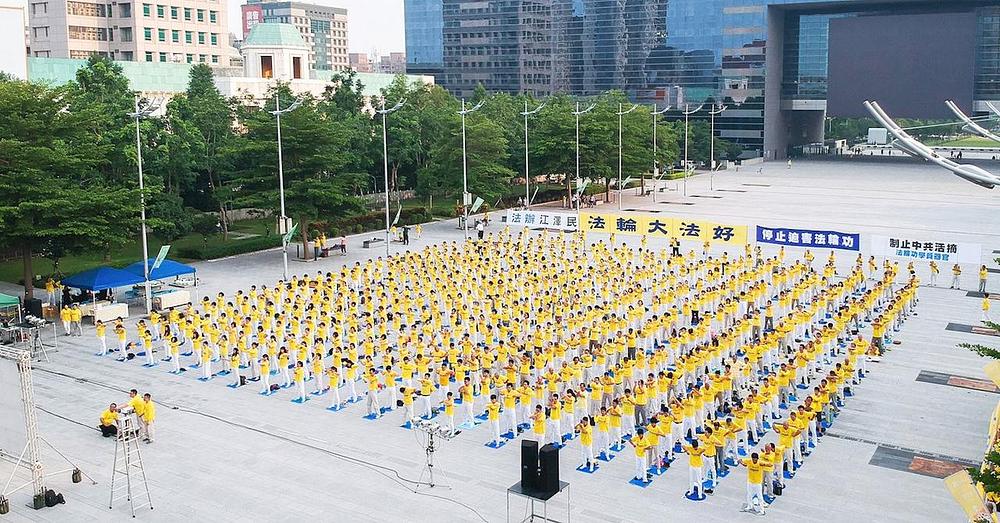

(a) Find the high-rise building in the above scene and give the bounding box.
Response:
[405,0,1000,159]
[28,0,233,66]
[348,52,373,72]
[243,1,349,72]
[378,51,406,74]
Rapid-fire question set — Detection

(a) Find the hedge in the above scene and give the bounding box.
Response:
[175,235,283,260]
[311,207,433,236]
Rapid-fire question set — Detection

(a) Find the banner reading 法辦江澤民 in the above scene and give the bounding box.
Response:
[870,235,982,264]
[756,226,860,251]
[501,210,579,231]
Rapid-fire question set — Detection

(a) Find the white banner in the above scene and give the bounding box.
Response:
[870,235,982,264]
[502,210,579,231]
[0,356,26,456]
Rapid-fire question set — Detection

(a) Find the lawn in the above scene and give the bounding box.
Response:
[0,217,276,288]
[931,136,1000,148]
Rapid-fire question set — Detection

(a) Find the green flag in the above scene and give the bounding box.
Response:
[282,223,298,244]
[152,245,170,270]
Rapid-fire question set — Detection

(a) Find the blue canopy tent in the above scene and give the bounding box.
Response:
[62,267,144,291]
[123,259,196,281]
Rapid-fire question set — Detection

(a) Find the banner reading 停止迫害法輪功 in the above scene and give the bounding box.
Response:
[870,235,982,264]
[579,213,749,246]
[502,210,579,231]
[756,226,860,251]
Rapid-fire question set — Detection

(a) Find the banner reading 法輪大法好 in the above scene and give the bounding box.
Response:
[579,213,748,246]
[756,226,860,251]
[870,235,982,264]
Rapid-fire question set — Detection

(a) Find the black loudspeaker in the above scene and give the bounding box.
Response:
[26,298,42,318]
[537,443,560,494]
[521,440,539,490]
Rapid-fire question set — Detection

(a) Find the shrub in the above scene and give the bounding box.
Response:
[175,235,283,260]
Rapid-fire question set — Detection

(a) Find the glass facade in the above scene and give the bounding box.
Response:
[404,0,443,74]
[405,1,1000,156]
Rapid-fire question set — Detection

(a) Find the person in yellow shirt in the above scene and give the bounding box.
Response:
[983,293,992,324]
[740,452,766,515]
[486,394,502,447]
[929,260,939,287]
[419,373,435,419]
[140,393,156,444]
[364,368,383,418]
[531,404,546,443]
[951,263,962,289]
[629,427,651,483]
[575,417,596,472]
[292,362,307,403]
[95,320,108,356]
[980,265,989,293]
[459,377,476,427]
[325,365,341,408]
[99,403,118,438]
[259,354,272,395]
[59,305,72,335]
[70,304,83,336]
[682,440,706,500]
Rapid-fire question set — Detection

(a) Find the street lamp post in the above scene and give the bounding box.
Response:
[709,103,727,191]
[650,103,671,203]
[520,100,546,209]
[269,94,303,281]
[681,104,703,197]
[616,103,639,210]
[458,98,485,239]
[128,95,162,317]
[376,97,406,264]
[572,102,597,216]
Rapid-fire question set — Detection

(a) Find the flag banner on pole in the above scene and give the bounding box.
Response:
[621,176,633,188]
[152,245,171,270]
[576,180,590,196]
[282,223,298,244]
[530,186,539,204]
[391,205,402,226]
[470,196,485,214]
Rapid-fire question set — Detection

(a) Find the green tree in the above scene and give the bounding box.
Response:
[225,84,363,259]
[67,56,136,186]
[0,78,140,299]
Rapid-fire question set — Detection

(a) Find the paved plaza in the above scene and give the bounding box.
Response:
[2,159,1000,522]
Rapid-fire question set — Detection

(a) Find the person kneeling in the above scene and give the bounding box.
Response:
[99,403,119,438]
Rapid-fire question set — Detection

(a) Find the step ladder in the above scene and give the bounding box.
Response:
[109,414,153,517]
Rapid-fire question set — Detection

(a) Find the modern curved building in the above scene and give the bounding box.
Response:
[404,0,1000,159]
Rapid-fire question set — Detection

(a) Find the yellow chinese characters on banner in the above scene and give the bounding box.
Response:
[580,212,748,245]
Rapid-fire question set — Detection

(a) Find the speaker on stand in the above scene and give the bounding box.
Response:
[537,443,560,494]
[520,440,539,490]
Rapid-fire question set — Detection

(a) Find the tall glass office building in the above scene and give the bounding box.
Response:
[404,0,1000,158]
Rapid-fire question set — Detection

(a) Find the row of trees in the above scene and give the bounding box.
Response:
[1,56,741,298]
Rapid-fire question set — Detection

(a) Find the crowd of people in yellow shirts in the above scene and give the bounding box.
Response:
[96,227,918,513]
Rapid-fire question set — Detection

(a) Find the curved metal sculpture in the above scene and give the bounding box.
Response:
[945,100,1000,144]
[863,100,1000,189]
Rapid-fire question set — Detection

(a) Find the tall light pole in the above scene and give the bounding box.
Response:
[650,103,671,203]
[616,103,639,210]
[681,104,703,197]
[572,101,597,215]
[128,95,162,317]
[376,97,406,263]
[709,103,727,191]
[269,94,303,281]
[458,98,485,239]
[520,100,546,209]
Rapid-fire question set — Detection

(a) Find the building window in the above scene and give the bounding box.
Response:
[144,27,151,40]
[145,51,153,61]
[30,2,47,15]
[197,31,205,44]
[121,51,133,61]
[171,29,179,42]
[209,10,217,23]
[198,54,206,62]
[186,53,193,63]
[142,3,149,16]
[119,3,131,17]
[185,30,192,43]
[183,7,191,20]
[120,27,132,42]
[261,55,273,78]
[159,51,167,62]
[32,26,48,38]
[196,8,204,22]
[170,6,177,19]
[292,56,302,79]
[69,25,108,41]
[156,4,163,18]
[67,2,108,17]
[210,33,217,46]
[158,28,165,41]
[211,54,218,64]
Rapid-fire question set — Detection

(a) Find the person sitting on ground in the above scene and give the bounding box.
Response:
[99,403,119,438]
